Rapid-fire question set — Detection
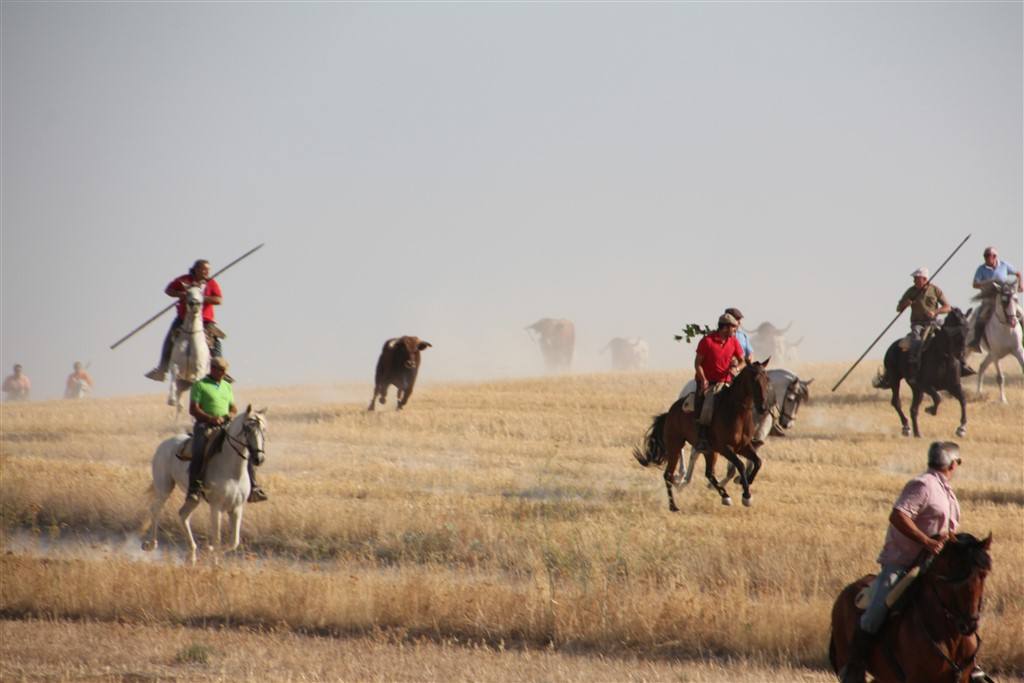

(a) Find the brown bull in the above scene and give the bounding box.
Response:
[368,336,432,411]
[526,318,575,372]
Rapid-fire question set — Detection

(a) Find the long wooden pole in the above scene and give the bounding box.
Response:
[109,243,265,350]
[831,234,971,392]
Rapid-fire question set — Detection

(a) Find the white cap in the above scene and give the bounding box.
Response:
[911,267,929,279]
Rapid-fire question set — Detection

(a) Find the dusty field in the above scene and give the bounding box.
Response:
[1,362,1022,681]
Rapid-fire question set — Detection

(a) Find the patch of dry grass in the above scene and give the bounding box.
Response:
[1,363,1022,677]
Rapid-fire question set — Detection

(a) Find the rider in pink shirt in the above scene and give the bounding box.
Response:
[840,442,963,683]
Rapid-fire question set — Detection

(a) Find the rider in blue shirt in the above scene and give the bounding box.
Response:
[725,308,753,363]
[969,246,1022,352]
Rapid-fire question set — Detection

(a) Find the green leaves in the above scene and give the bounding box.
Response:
[674,323,713,344]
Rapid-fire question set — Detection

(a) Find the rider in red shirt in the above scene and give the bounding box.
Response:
[694,313,745,453]
[145,259,224,382]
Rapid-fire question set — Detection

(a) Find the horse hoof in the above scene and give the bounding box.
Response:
[722,497,733,507]
[925,406,938,416]
[742,496,752,508]
[955,426,967,437]
[141,540,156,552]
[901,427,911,437]
[669,504,680,513]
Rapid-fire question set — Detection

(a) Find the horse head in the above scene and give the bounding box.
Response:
[940,308,972,358]
[235,404,268,467]
[737,358,772,414]
[999,279,1020,329]
[926,532,992,636]
[778,375,812,429]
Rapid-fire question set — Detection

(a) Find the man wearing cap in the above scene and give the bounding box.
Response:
[725,307,753,364]
[968,246,1022,352]
[897,268,951,378]
[840,442,963,683]
[694,313,745,454]
[183,358,268,505]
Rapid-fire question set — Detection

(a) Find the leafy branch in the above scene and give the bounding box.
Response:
[674,323,713,344]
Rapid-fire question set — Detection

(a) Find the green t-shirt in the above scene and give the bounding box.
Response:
[190,376,234,418]
[899,284,947,324]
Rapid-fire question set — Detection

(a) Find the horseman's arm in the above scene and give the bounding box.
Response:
[190,400,224,426]
[204,280,223,306]
[889,509,945,555]
[694,353,708,389]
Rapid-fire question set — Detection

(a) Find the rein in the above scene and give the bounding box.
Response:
[914,591,981,681]
[222,419,265,461]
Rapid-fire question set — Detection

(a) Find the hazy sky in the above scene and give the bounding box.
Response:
[2,2,1021,400]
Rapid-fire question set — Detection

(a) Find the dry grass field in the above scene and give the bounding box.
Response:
[1,361,1022,681]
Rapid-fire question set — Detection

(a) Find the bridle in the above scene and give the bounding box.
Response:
[777,379,804,429]
[993,285,1020,327]
[223,416,266,461]
[915,550,988,680]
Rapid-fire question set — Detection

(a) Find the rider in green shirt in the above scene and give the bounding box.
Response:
[183,358,269,505]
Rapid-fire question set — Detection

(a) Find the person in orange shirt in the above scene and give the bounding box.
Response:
[65,361,94,399]
[3,364,31,401]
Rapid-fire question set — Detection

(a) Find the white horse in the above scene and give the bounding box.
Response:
[168,285,210,413]
[141,406,268,562]
[676,367,812,485]
[971,277,1024,403]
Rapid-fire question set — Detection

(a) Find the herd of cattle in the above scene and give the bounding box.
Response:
[367,317,803,410]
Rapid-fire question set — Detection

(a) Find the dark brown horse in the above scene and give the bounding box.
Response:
[633,360,771,511]
[873,308,972,438]
[830,533,993,683]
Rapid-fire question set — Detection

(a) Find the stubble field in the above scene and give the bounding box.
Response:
[1,362,1022,682]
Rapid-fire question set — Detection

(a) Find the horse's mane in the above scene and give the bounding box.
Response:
[931,533,993,575]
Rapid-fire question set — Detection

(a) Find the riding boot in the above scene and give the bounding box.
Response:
[907,352,920,383]
[247,459,268,503]
[185,455,203,503]
[184,428,206,503]
[695,425,711,455]
[839,625,874,683]
[967,317,985,353]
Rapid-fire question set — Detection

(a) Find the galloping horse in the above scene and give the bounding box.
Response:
[830,533,993,683]
[678,368,812,486]
[971,277,1024,403]
[142,405,268,562]
[874,308,972,438]
[633,360,772,510]
[167,285,210,414]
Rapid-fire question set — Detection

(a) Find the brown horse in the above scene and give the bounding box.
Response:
[830,533,993,683]
[633,360,771,511]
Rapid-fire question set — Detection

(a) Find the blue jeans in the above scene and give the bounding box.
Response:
[860,563,908,634]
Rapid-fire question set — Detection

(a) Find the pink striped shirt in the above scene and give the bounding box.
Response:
[878,470,960,567]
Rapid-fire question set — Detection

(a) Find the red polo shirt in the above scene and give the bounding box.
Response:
[696,333,743,384]
[168,275,222,322]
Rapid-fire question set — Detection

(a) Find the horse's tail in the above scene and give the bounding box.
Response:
[633,412,668,467]
[872,341,902,390]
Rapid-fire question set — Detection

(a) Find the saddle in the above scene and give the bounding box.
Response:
[173,427,228,465]
[854,565,922,612]
[170,322,227,352]
[897,325,936,353]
